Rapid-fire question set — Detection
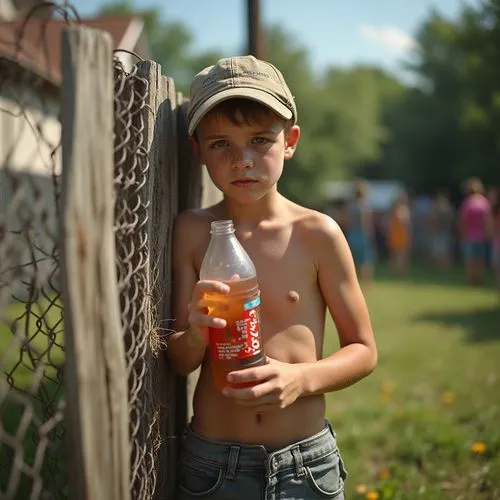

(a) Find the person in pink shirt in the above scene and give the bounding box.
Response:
[459,178,493,285]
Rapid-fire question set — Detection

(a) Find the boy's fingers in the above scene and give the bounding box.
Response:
[197,299,229,311]
[223,381,275,402]
[194,280,230,295]
[227,364,273,384]
[190,312,226,329]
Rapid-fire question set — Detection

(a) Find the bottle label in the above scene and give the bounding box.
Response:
[210,296,262,362]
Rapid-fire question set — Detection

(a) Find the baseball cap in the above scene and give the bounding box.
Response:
[187,55,297,136]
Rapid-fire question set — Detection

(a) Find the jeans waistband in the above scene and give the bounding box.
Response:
[182,421,338,476]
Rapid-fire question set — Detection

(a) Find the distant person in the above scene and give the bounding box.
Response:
[345,180,375,284]
[387,192,411,274]
[458,177,492,286]
[491,189,500,289]
[427,191,455,270]
[411,194,431,262]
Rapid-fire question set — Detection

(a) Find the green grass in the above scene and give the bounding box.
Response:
[3,267,500,499]
[0,296,66,499]
[325,265,500,499]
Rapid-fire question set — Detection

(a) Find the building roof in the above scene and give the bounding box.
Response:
[0,15,144,85]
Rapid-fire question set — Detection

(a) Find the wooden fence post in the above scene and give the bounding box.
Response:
[136,60,180,500]
[60,26,130,500]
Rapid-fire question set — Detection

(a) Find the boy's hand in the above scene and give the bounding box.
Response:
[222,357,304,411]
[187,280,229,348]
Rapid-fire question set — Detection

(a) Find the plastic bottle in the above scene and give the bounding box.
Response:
[199,220,265,391]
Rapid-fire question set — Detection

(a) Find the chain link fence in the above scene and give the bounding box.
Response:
[0,4,68,498]
[113,57,162,499]
[0,3,172,499]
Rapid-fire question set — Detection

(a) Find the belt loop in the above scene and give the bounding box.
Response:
[291,446,305,477]
[327,420,337,441]
[226,445,240,480]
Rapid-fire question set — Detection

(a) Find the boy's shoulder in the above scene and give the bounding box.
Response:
[174,200,343,245]
[287,201,343,243]
[174,206,218,228]
[173,206,221,249]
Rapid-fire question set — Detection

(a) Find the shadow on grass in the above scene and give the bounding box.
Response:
[413,305,500,343]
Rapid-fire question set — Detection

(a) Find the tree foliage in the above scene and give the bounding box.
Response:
[98,0,500,205]
[378,0,500,199]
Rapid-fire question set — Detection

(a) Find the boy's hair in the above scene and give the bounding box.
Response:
[187,55,297,136]
[199,98,294,133]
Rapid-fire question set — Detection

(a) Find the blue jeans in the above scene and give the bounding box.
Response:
[462,241,488,261]
[177,420,348,499]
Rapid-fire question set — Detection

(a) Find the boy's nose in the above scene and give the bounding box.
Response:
[232,149,253,169]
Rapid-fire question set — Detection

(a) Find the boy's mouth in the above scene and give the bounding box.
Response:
[231,179,258,187]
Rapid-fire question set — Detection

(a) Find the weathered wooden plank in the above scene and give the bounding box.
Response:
[136,61,180,500]
[60,25,130,500]
[176,93,202,213]
[160,74,181,500]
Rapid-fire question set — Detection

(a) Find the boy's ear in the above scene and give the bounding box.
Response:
[189,136,201,160]
[284,125,300,160]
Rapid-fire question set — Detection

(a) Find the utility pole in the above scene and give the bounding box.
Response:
[247,0,264,58]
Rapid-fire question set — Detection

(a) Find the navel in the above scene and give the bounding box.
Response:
[287,290,300,303]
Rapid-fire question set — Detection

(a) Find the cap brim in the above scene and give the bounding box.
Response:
[188,87,293,135]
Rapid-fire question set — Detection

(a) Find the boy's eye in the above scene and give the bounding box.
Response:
[252,136,270,145]
[209,139,230,149]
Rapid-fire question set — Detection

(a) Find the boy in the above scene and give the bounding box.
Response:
[167,55,377,499]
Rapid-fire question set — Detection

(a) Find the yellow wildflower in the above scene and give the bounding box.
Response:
[365,491,380,500]
[441,391,455,405]
[471,441,487,454]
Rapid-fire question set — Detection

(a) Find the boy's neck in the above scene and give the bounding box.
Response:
[221,190,286,228]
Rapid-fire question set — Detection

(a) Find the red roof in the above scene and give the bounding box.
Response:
[0,15,141,85]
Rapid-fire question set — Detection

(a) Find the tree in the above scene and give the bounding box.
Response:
[377,0,500,198]
[263,26,401,205]
[98,1,223,93]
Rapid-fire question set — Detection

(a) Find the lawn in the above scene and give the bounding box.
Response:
[325,265,500,500]
[0,295,65,499]
[2,267,499,499]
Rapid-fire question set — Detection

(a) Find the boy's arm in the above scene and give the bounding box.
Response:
[166,213,207,375]
[299,217,377,395]
[224,216,376,407]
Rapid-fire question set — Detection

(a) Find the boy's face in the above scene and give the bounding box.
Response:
[191,109,300,204]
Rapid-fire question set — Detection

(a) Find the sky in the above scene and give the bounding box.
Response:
[71,0,477,79]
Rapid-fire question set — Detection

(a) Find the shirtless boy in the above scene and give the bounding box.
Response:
[167,55,377,500]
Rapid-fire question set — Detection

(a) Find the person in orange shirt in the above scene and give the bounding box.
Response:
[386,192,411,274]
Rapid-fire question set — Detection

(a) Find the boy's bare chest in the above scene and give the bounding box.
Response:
[248,241,314,304]
[198,230,319,320]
